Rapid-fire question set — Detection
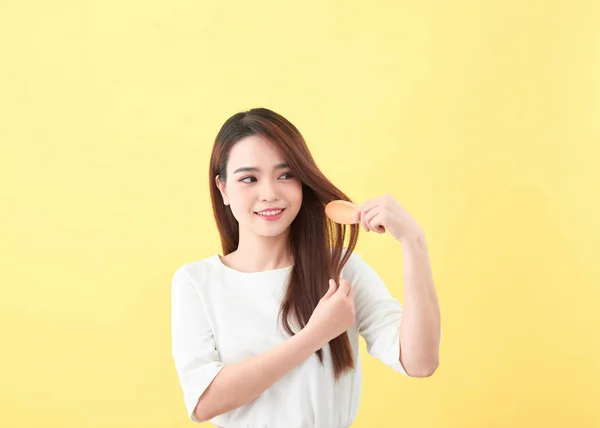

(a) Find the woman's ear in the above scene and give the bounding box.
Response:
[215,175,229,206]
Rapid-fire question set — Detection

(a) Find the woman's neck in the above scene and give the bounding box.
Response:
[224,231,294,273]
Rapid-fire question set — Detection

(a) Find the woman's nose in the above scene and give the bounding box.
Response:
[259,180,278,202]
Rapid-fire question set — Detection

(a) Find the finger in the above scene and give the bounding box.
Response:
[357,198,380,214]
[360,208,370,232]
[324,279,337,298]
[347,282,355,299]
[363,207,379,228]
[337,278,351,296]
[359,209,370,232]
[354,199,380,230]
[351,207,363,226]
[368,212,386,234]
[361,205,380,232]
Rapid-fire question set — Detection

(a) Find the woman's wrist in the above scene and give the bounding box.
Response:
[298,323,330,353]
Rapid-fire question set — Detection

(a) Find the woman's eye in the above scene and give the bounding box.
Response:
[240,176,257,183]
[280,172,293,179]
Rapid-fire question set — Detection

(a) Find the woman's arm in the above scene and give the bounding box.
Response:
[193,277,355,421]
[398,235,440,377]
[353,194,441,377]
[193,326,324,421]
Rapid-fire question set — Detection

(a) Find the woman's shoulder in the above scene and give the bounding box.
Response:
[171,253,221,290]
[336,247,368,275]
[338,246,365,262]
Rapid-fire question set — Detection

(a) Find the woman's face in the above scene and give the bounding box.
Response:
[216,135,303,238]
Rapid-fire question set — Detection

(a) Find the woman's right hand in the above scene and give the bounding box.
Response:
[305,278,356,344]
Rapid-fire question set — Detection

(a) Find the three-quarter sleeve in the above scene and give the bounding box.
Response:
[345,252,409,375]
[171,266,225,422]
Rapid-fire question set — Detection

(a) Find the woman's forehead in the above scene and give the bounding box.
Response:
[228,135,286,169]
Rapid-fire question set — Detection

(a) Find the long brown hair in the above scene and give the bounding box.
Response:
[208,107,359,379]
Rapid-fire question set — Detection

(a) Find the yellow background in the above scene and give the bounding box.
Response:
[1,1,599,427]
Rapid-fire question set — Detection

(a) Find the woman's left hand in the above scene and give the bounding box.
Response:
[351,194,425,242]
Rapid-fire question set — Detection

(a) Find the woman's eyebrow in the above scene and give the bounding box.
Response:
[233,163,289,174]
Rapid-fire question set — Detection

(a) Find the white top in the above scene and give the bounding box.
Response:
[171,251,408,428]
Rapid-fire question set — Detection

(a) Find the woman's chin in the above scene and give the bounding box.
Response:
[251,223,291,238]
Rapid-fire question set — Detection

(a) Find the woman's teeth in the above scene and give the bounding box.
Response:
[256,209,283,216]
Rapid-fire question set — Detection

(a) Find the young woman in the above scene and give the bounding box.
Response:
[171,108,441,427]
